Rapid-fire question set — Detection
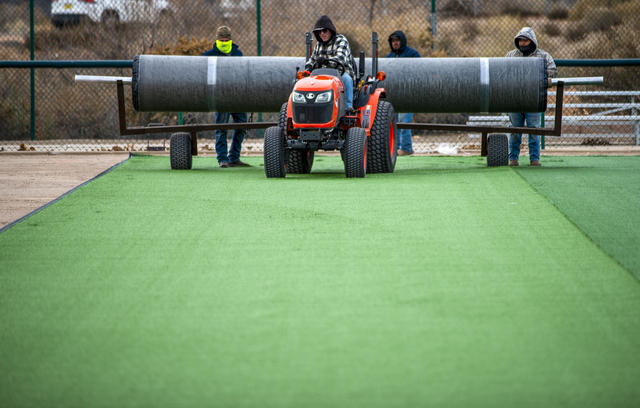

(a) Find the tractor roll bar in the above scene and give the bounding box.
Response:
[372,32,378,77]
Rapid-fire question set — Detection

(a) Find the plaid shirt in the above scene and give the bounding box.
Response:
[305,34,355,79]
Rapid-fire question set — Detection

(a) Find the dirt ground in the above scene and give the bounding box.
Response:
[0,153,129,229]
[1,147,639,229]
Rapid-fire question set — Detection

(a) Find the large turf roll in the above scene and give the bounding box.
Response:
[132,55,547,113]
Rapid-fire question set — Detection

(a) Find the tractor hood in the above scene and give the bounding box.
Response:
[294,75,341,92]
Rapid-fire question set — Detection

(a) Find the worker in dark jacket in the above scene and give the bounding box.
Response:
[386,30,420,155]
[202,26,249,167]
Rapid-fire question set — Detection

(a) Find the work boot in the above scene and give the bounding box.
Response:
[398,150,413,156]
[219,161,230,168]
[509,160,519,167]
[530,160,541,167]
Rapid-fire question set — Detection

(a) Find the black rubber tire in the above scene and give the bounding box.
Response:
[487,133,509,167]
[170,132,192,170]
[278,101,288,128]
[279,101,314,173]
[367,100,397,173]
[288,149,314,174]
[264,126,286,178]
[343,127,367,178]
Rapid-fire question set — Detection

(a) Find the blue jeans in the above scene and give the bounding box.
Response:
[508,112,542,162]
[215,112,247,163]
[396,113,413,153]
[341,73,353,109]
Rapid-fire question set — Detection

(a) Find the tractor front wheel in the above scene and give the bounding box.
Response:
[170,132,192,170]
[367,100,397,173]
[343,127,367,178]
[264,126,286,178]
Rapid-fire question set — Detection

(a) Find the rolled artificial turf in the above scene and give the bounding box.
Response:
[1,155,639,407]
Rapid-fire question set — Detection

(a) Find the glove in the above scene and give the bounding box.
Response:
[314,56,327,68]
[328,59,344,76]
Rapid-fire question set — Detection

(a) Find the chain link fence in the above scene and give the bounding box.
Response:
[1,0,639,153]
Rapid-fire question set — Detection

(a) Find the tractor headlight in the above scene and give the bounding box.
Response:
[292,91,306,103]
[315,91,332,103]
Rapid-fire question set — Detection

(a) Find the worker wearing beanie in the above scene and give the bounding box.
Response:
[203,26,249,167]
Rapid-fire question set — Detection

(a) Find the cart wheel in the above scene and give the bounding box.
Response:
[344,127,367,178]
[367,100,397,173]
[487,133,509,167]
[264,126,286,178]
[170,132,192,170]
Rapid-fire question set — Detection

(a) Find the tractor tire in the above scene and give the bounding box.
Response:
[278,101,288,128]
[170,132,192,170]
[264,126,286,178]
[367,100,397,173]
[279,101,313,173]
[487,133,509,167]
[343,127,367,178]
[287,149,314,174]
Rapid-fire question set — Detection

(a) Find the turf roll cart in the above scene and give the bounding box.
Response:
[75,48,602,171]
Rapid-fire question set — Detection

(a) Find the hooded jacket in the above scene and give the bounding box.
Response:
[202,42,243,57]
[505,27,557,78]
[305,15,355,79]
[385,30,420,58]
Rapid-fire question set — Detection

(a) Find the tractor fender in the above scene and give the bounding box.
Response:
[361,89,386,136]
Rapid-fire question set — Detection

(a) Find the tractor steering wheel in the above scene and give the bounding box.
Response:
[312,57,345,76]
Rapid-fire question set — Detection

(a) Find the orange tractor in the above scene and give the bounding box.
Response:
[264,33,397,178]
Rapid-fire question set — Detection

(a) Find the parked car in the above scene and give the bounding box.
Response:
[51,0,174,27]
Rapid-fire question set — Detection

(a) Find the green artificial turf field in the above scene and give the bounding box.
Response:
[1,154,639,407]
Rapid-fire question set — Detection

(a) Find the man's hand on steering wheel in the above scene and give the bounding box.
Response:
[327,59,345,76]
[312,57,345,76]
[312,56,327,70]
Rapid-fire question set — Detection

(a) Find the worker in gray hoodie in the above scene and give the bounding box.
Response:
[505,27,557,167]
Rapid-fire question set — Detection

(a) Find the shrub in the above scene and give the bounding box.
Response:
[542,22,563,37]
[565,21,591,41]
[461,20,481,40]
[548,4,570,20]
[500,1,543,17]
[590,7,623,31]
[439,0,478,17]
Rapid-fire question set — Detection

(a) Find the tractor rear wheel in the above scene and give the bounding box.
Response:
[343,127,367,178]
[287,149,314,174]
[264,126,286,178]
[170,132,192,170]
[487,133,509,167]
[278,102,288,128]
[367,100,397,173]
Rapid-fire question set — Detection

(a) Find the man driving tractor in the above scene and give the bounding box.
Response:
[305,15,355,111]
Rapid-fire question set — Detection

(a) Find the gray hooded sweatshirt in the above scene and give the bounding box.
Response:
[506,27,557,78]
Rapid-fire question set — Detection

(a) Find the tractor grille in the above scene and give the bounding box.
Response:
[293,103,333,124]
